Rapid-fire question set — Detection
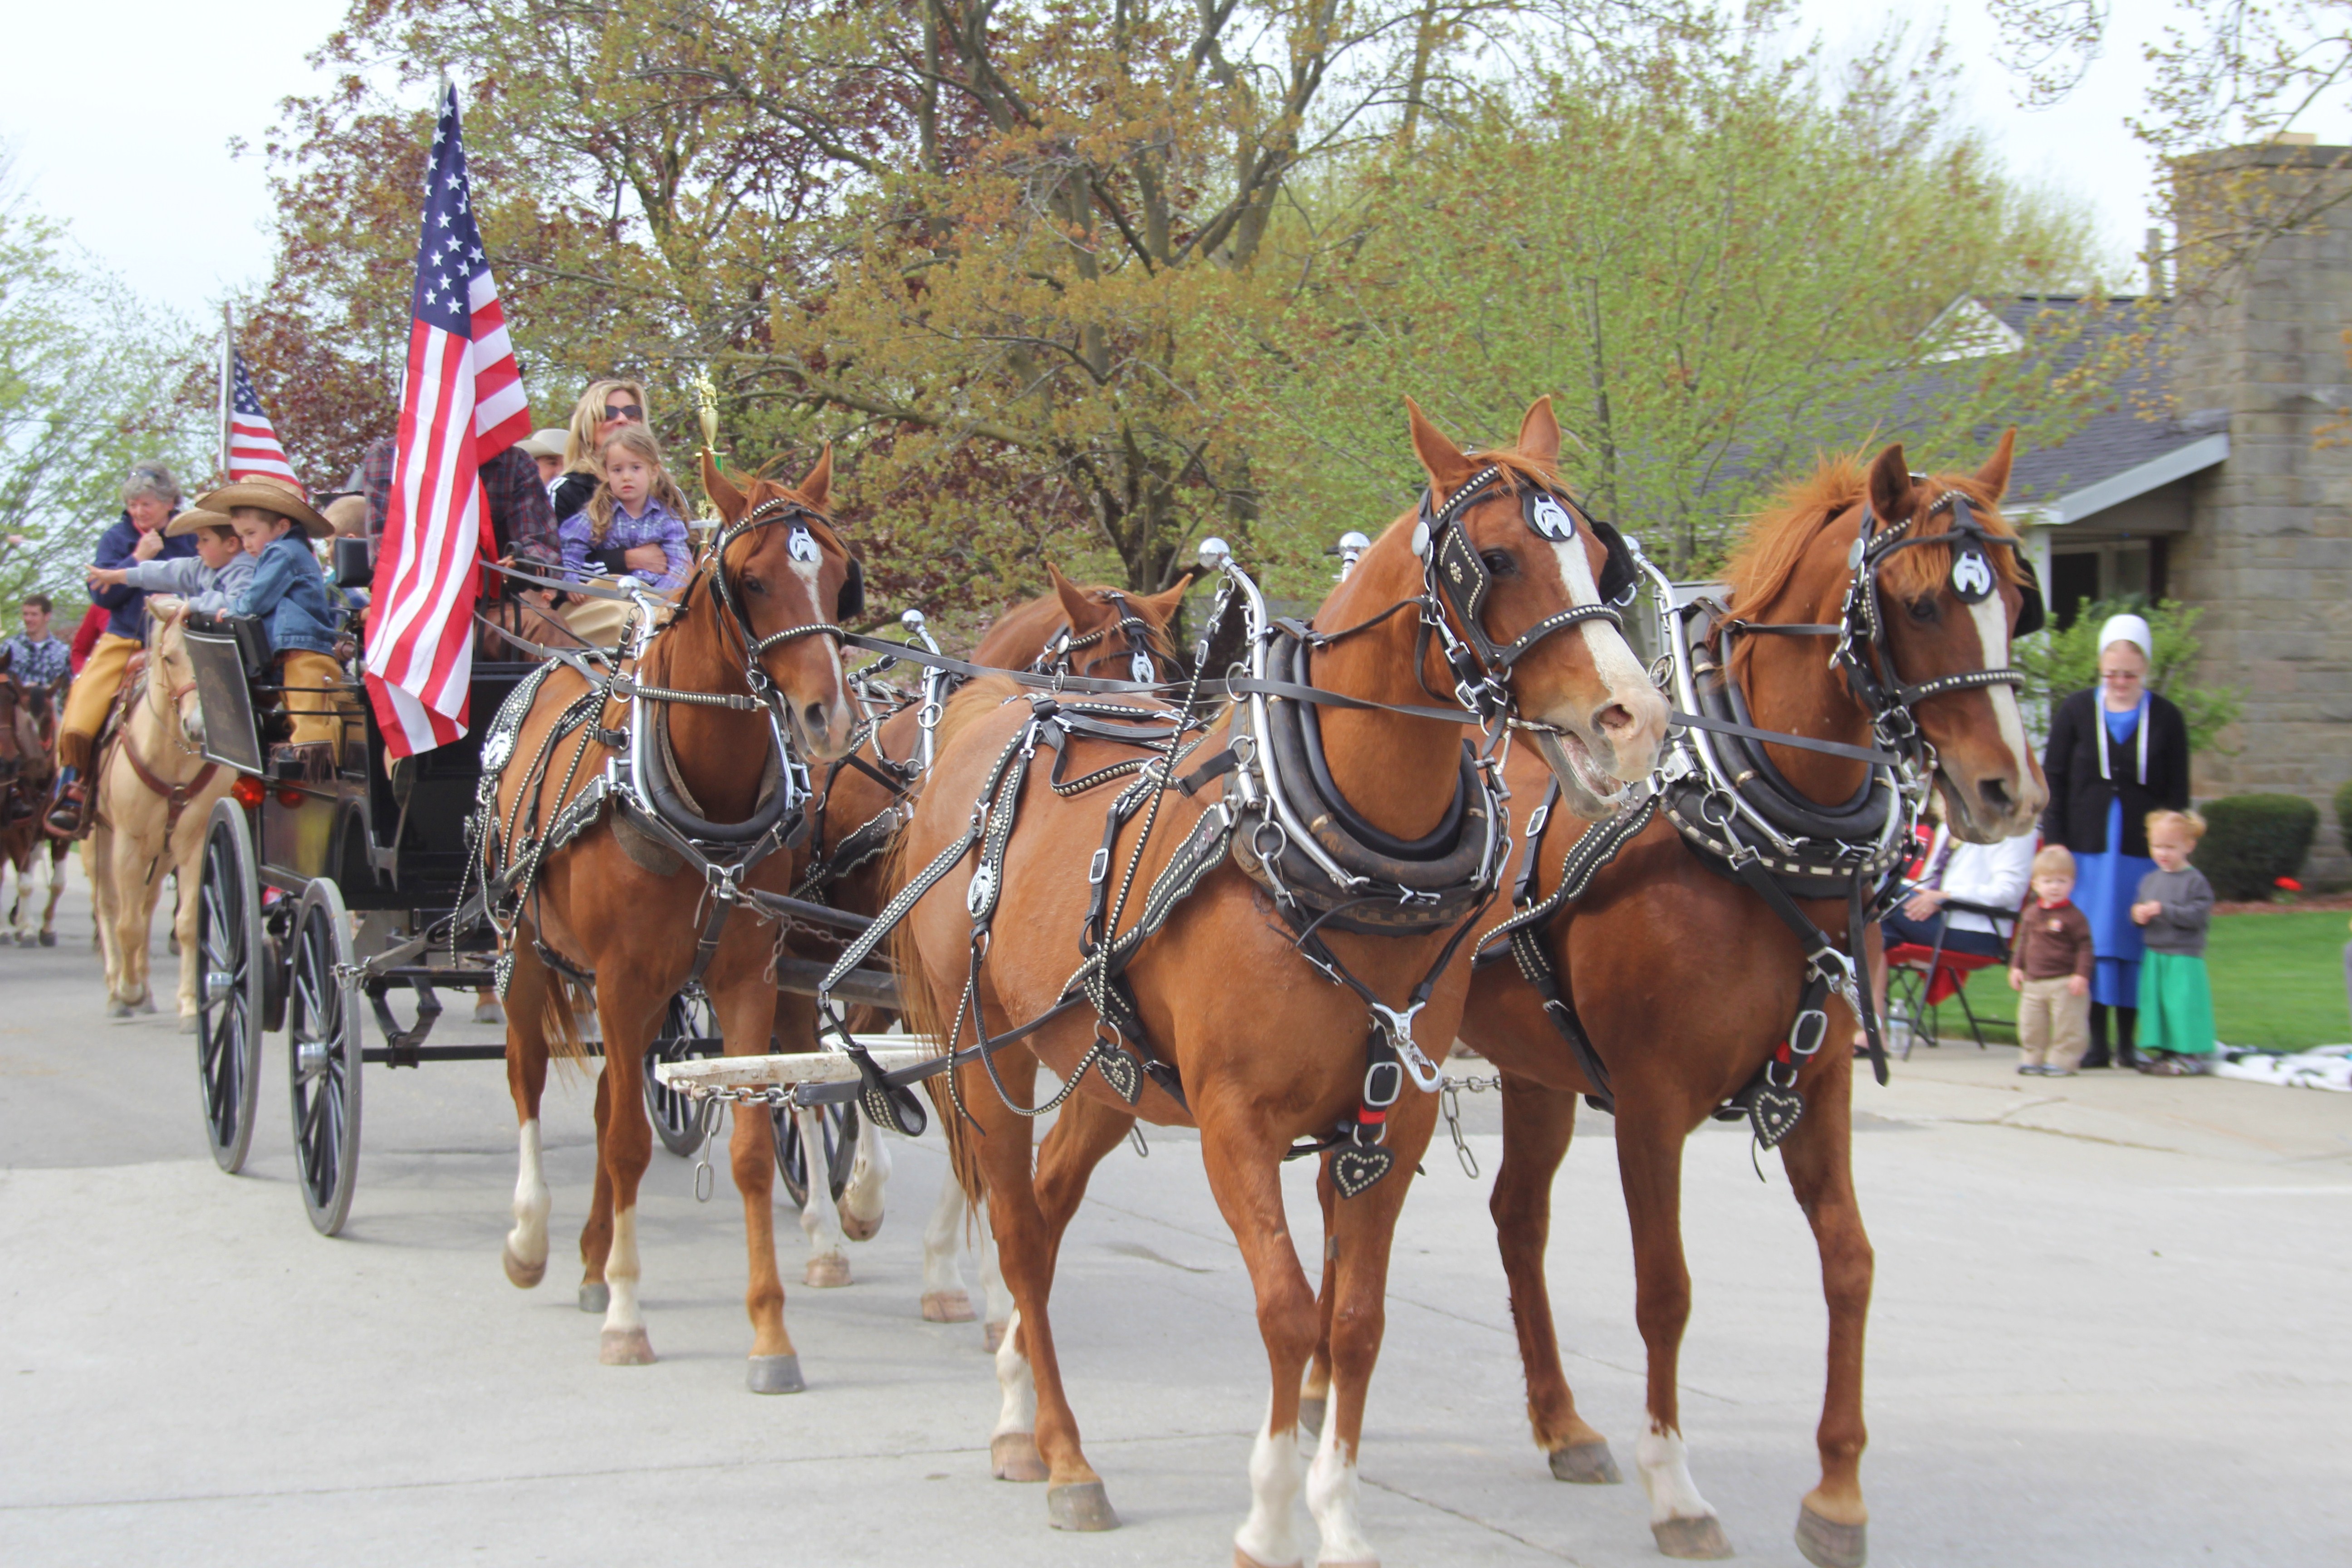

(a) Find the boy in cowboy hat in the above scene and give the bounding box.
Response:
[205,477,350,784]
[85,507,256,617]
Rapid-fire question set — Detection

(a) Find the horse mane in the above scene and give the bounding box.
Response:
[1460,446,1563,499]
[1725,452,2022,612]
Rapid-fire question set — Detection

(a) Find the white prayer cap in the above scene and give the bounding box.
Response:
[2097,612,2152,658]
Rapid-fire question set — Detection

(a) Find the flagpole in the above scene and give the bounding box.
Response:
[217,305,235,485]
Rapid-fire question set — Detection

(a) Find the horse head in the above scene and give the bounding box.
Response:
[0,653,24,784]
[1403,396,1669,818]
[701,449,860,761]
[143,598,209,755]
[1036,564,1191,683]
[1847,435,2047,843]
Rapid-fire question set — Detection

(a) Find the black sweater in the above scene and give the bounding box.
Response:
[2038,687,2190,859]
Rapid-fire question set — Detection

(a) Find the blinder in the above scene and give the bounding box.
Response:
[839,553,865,624]
[1418,466,1634,683]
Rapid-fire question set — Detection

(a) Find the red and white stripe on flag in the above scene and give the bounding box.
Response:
[363,84,531,760]
[227,352,304,491]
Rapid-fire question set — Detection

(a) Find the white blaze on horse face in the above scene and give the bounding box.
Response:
[992,1308,1037,1439]
[1967,591,2034,812]
[1306,1414,1378,1566]
[508,1118,551,1271]
[1544,529,1658,766]
[1636,1425,1716,1527]
[781,533,853,742]
[1234,1398,1306,1568]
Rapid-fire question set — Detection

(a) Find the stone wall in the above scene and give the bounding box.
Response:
[2170,144,2352,880]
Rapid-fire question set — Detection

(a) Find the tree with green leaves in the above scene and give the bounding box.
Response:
[2016,596,2243,752]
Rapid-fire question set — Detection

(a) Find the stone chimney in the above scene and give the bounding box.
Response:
[2168,142,2352,878]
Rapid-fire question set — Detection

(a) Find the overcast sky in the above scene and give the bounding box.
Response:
[8,2,2329,325]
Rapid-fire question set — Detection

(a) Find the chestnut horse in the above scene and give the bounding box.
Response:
[789,565,1188,1312]
[1439,438,2046,1566]
[0,656,70,945]
[889,397,1668,1554]
[490,453,859,1390]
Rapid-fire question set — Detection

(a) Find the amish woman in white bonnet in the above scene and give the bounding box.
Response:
[2036,613,2192,1068]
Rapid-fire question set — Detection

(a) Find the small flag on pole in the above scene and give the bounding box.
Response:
[363,82,531,758]
[227,352,304,492]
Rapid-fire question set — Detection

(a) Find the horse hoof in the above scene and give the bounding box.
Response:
[804,1253,852,1288]
[983,1319,1009,1352]
[921,1289,976,1323]
[38,931,55,947]
[598,1327,657,1366]
[11,932,29,947]
[1046,1480,1119,1532]
[502,1245,547,1289]
[1653,1514,1733,1559]
[1549,1440,1622,1485]
[747,1354,804,1394]
[137,995,156,1014]
[179,1014,197,1035]
[578,1282,610,1314]
[1234,1550,1303,1568]
[1795,1504,1866,1568]
[473,1000,505,1026]
[107,1000,133,1019]
[1299,1396,1325,1438]
[990,1432,1049,1483]
[841,1208,884,1242]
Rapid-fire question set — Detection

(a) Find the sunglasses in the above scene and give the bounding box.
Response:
[603,403,644,422]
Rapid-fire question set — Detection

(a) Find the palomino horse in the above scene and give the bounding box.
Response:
[490,453,859,1390]
[0,656,70,945]
[789,564,1188,1316]
[85,601,234,1019]
[888,397,1668,1551]
[1442,438,2046,1566]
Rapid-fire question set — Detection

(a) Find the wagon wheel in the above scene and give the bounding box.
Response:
[195,799,265,1174]
[643,989,717,1158]
[287,877,364,1236]
[772,1098,859,1209]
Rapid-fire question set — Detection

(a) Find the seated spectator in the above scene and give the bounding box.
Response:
[1883,821,2037,959]
[206,478,349,784]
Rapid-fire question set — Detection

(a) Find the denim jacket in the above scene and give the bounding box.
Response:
[233,534,341,656]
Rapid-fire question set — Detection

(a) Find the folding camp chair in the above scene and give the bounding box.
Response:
[1884,895,2019,1059]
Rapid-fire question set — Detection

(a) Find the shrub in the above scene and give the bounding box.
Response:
[2016,596,2243,753]
[2195,794,2320,900]
[2336,778,2352,858]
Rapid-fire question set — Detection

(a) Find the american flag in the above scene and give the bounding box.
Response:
[363,83,532,757]
[227,352,303,492]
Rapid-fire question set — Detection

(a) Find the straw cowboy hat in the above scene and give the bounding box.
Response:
[519,429,568,460]
[163,507,234,537]
[319,493,370,537]
[196,476,333,539]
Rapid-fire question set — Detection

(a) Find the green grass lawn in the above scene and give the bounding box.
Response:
[1911,911,2352,1050]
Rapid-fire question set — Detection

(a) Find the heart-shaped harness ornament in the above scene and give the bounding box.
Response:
[1331,1144,1396,1199]
[1094,1042,1144,1105]
[1747,1084,1805,1148]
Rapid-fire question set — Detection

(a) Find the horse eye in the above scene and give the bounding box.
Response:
[1480,549,1517,575]
[1907,596,1938,622]
[740,574,765,596]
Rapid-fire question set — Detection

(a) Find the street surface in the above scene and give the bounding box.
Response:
[3,869,2347,1566]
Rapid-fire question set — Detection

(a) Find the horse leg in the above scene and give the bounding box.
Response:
[1302,1164,1337,1440]
[795,1102,853,1287]
[839,1103,890,1241]
[976,1196,1013,1349]
[40,841,65,944]
[919,1167,977,1323]
[729,985,800,1392]
[500,946,554,1289]
[1617,1110,1728,1560]
[170,837,203,1025]
[88,828,127,1013]
[578,1060,617,1315]
[1200,1115,1320,1568]
[593,986,662,1366]
[122,833,163,1013]
[1779,1051,1874,1568]
[1494,1075,1620,1482]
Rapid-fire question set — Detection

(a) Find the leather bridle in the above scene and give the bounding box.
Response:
[696,494,863,722]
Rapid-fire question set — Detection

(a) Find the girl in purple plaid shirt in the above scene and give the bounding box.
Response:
[557,424,693,592]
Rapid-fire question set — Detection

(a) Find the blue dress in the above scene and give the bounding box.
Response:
[2075,704,2156,1007]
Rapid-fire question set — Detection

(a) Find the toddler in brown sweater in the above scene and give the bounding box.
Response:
[2010,844,2096,1075]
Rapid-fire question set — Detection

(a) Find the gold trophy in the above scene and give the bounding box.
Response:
[691,368,723,534]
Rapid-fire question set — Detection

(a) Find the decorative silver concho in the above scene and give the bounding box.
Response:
[1950,548,1995,602]
[1528,493,1577,542]
[787,525,822,564]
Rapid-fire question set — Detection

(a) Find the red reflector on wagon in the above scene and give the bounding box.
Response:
[231,776,267,808]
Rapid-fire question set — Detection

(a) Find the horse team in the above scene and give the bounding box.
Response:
[16,393,2046,1568]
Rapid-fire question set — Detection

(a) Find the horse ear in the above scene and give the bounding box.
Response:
[1515,396,1561,470]
[701,452,746,521]
[1047,562,1092,625]
[1141,571,1194,621]
[798,444,833,511]
[1406,398,1475,498]
[1976,427,2016,501]
[1866,443,1912,527]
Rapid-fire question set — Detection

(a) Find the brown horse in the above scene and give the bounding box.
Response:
[889,397,1669,1554]
[1434,438,2046,1566]
[786,565,1189,1303]
[0,655,70,945]
[490,451,860,1390]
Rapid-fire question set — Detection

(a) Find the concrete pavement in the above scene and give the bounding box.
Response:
[3,867,2348,1566]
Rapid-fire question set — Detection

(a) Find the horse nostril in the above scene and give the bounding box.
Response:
[1980,777,2012,814]
[803,701,827,735]
[1593,703,1634,735]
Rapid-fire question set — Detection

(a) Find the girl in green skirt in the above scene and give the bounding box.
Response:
[2132,810,2216,1074]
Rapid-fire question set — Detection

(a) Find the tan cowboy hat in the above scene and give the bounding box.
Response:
[519,428,568,460]
[195,476,333,539]
[163,507,235,537]
[321,494,370,536]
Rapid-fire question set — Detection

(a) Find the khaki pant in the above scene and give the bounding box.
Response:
[58,632,140,771]
[2018,975,2090,1071]
[557,581,644,651]
[277,649,355,759]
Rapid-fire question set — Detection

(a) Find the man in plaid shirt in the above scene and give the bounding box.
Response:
[3,593,72,691]
[360,436,559,583]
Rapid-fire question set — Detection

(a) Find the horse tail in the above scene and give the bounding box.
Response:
[538,963,597,1065]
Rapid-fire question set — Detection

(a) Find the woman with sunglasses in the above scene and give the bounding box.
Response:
[551,380,651,525]
[2038,613,2192,1068]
